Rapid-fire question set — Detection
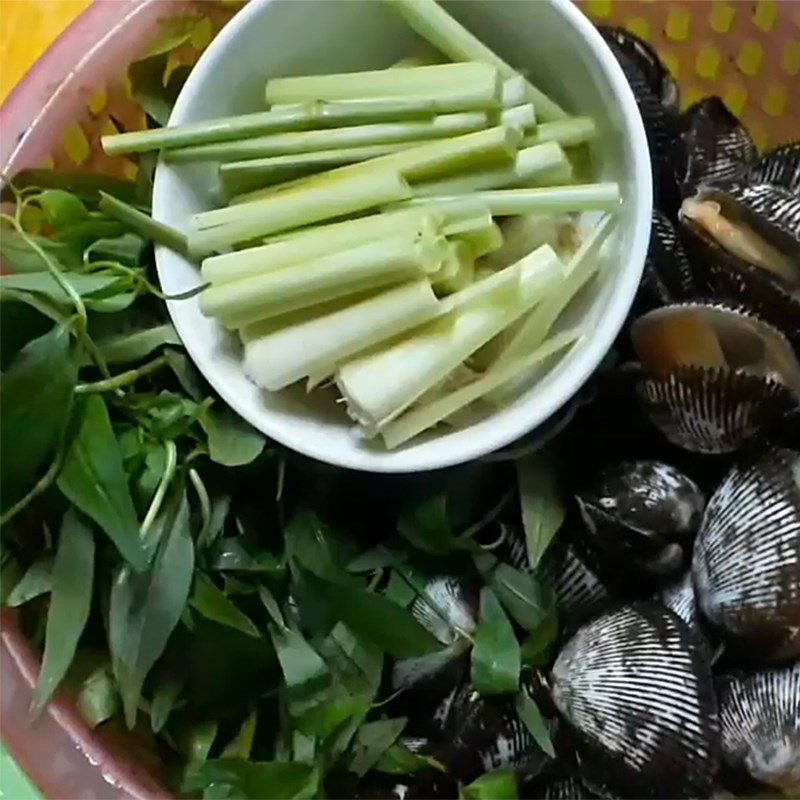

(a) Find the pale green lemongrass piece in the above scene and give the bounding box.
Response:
[381,327,583,447]
[382,0,567,121]
[480,213,573,272]
[524,117,597,148]
[241,280,442,390]
[501,76,527,108]
[166,112,489,164]
[406,183,620,215]
[456,222,504,259]
[97,191,188,255]
[256,125,524,200]
[491,213,616,370]
[100,99,445,156]
[433,241,476,293]
[414,141,568,196]
[201,229,450,328]
[335,243,564,428]
[202,212,444,285]
[219,143,412,195]
[265,62,501,111]
[497,104,535,130]
[188,170,411,253]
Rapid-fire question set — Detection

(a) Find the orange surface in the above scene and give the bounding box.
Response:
[0,0,92,103]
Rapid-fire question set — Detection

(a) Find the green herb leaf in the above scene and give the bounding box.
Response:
[32,509,95,713]
[0,272,125,306]
[269,624,329,693]
[295,569,440,658]
[1,325,76,510]
[284,509,357,582]
[150,675,183,733]
[461,769,519,800]
[77,662,120,728]
[520,605,559,667]
[350,718,407,776]
[164,348,205,400]
[221,711,258,759]
[2,170,141,205]
[347,545,400,573]
[85,232,147,268]
[57,395,146,571]
[516,452,564,569]
[211,539,283,576]
[183,760,319,800]
[514,690,555,758]
[38,189,90,231]
[475,554,554,632]
[0,229,82,273]
[5,556,53,607]
[397,494,463,554]
[373,741,444,774]
[109,489,194,727]
[95,323,181,365]
[471,586,521,695]
[190,572,260,638]
[200,405,266,466]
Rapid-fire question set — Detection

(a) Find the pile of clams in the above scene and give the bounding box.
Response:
[359,28,798,800]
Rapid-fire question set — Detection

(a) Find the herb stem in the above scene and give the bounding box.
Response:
[0,450,64,528]
[75,356,168,394]
[140,441,178,539]
[189,468,211,546]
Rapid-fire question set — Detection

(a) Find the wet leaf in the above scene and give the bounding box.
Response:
[397,494,463,554]
[190,572,260,638]
[4,556,53,607]
[516,452,564,569]
[461,769,519,800]
[1,325,76,510]
[349,718,407,776]
[183,760,318,800]
[109,489,194,727]
[295,569,440,658]
[57,395,146,570]
[514,690,555,758]
[471,587,520,695]
[77,662,120,728]
[32,509,95,713]
[200,405,266,466]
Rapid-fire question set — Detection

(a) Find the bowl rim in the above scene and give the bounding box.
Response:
[154,0,652,473]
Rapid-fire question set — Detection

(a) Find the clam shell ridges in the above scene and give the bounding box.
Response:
[661,571,699,629]
[719,663,800,791]
[638,366,793,454]
[692,448,800,644]
[541,776,600,799]
[554,545,609,622]
[748,141,800,193]
[551,604,718,798]
[720,182,800,242]
[411,576,475,645]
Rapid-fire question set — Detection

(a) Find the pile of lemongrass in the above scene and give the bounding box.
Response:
[102,0,620,448]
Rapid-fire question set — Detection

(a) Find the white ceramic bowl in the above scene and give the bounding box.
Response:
[153,0,651,473]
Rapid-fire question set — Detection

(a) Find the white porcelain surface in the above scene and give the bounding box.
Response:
[153,0,652,473]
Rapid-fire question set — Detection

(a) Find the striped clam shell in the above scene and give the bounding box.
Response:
[637,365,796,454]
[692,448,800,660]
[747,140,800,193]
[410,575,477,645]
[535,775,602,799]
[552,544,610,626]
[661,570,701,630]
[719,663,800,794]
[551,603,720,799]
[716,182,800,248]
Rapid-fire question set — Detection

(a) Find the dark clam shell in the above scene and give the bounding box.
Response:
[718,663,800,794]
[550,603,720,799]
[674,98,758,195]
[524,774,603,799]
[637,365,796,454]
[747,140,800,193]
[637,209,698,312]
[692,448,800,661]
[549,543,610,627]
[442,683,552,783]
[410,575,477,645]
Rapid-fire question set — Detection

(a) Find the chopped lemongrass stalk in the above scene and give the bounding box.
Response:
[414,142,568,196]
[383,0,567,121]
[524,117,597,148]
[433,241,476,292]
[242,280,442,390]
[203,212,444,284]
[265,62,501,111]
[188,170,411,253]
[97,192,189,256]
[219,144,412,195]
[492,213,616,370]
[201,229,450,328]
[497,104,536,130]
[335,244,564,428]
[501,76,527,108]
[456,222,504,258]
[166,112,489,164]
[100,99,445,156]
[406,183,620,215]
[388,53,442,68]
[381,326,583,447]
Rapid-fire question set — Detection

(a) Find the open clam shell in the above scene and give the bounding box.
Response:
[550,603,720,799]
[692,448,800,661]
[632,303,800,453]
[747,140,800,193]
[718,663,800,795]
[674,98,757,195]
